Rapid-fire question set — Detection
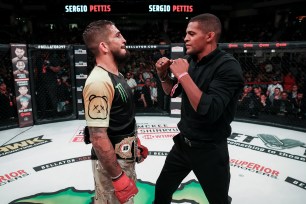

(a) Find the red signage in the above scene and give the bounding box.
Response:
[89,5,111,12]
[172,5,193,12]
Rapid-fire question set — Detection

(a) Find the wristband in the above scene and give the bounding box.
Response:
[178,72,188,82]
[111,171,123,181]
[170,72,188,97]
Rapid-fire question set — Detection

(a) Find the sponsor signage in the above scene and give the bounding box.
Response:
[218,42,303,49]
[73,45,88,120]
[230,159,279,179]
[33,156,91,171]
[64,3,195,14]
[0,136,51,157]
[285,177,306,190]
[35,45,67,49]
[10,44,34,127]
[228,132,306,162]
[0,170,30,186]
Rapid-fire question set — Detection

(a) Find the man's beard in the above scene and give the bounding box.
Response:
[113,49,131,69]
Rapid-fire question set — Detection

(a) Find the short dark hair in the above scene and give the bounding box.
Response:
[82,20,115,56]
[189,13,222,42]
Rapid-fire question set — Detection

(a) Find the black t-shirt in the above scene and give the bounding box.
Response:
[83,66,136,137]
[141,85,153,107]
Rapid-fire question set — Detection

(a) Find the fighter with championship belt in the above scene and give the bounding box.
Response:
[82,20,148,204]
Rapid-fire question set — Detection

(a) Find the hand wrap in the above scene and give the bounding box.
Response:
[112,172,138,204]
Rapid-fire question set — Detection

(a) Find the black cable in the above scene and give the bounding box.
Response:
[2,126,34,146]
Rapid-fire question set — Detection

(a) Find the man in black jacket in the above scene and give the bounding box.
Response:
[154,13,244,204]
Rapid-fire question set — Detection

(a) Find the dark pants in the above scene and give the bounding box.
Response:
[154,134,231,204]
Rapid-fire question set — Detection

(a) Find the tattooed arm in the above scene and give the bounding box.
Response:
[88,127,122,177]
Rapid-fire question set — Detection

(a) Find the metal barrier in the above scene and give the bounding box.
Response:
[27,44,77,125]
[126,43,184,116]
[0,44,18,130]
[0,42,305,132]
[223,42,306,132]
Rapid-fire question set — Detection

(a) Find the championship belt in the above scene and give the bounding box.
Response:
[114,136,137,161]
[84,126,138,161]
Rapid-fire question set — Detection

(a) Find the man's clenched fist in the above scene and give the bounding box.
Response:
[112,172,138,203]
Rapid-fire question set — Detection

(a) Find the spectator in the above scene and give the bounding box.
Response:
[283,71,296,92]
[152,39,170,62]
[37,52,62,118]
[125,72,137,95]
[136,72,145,85]
[291,91,306,119]
[266,77,283,99]
[139,78,153,108]
[56,76,72,113]
[150,79,158,106]
[272,91,293,116]
[0,80,16,119]
[142,64,152,80]
[269,87,282,103]
[238,86,252,111]
[259,93,272,114]
[135,72,145,104]
[288,84,299,100]
[253,86,262,97]
[247,88,261,118]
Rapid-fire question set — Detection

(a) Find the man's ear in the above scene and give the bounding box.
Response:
[99,42,109,53]
[206,31,215,43]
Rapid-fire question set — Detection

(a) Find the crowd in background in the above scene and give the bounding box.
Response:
[1,13,306,125]
[2,11,305,44]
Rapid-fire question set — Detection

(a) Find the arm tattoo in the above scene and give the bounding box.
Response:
[88,127,121,176]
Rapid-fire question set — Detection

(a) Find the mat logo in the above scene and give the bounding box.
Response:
[0,136,52,157]
[71,126,85,143]
[8,180,209,204]
[137,124,179,136]
[230,159,279,179]
[33,156,91,171]
[228,132,306,162]
[285,177,306,191]
[256,134,305,150]
[0,170,29,186]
